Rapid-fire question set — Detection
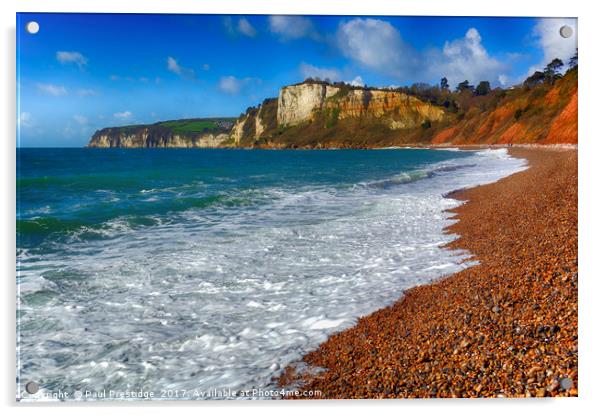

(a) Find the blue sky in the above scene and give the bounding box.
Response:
[16,13,577,147]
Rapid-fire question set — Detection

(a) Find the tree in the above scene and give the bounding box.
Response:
[456,80,474,93]
[514,108,523,120]
[569,49,578,69]
[543,58,564,84]
[524,71,546,88]
[440,77,449,90]
[475,81,491,96]
[410,82,432,94]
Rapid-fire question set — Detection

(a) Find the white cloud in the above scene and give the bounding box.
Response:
[167,56,182,74]
[237,18,257,37]
[56,51,88,67]
[336,19,509,87]
[348,76,365,87]
[528,18,578,74]
[109,75,151,83]
[299,62,341,81]
[77,88,97,96]
[218,76,243,94]
[63,122,92,139]
[224,17,258,37]
[202,63,210,71]
[335,19,575,88]
[269,15,319,41]
[337,18,417,78]
[73,115,88,125]
[36,83,68,96]
[425,28,508,88]
[223,17,235,34]
[166,56,195,79]
[113,111,133,120]
[62,124,76,138]
[218,76,259,94]
[18,112,33,128]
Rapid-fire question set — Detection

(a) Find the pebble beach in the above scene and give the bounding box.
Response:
[280,147,578,398]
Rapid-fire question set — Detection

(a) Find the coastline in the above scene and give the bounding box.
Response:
[279,147,578,398]
[81,143,578,151]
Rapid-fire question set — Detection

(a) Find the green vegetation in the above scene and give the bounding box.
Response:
[326,108,341,129]
[329,84,354,100]
[159,120,217,131]
[157,118,236,134]
[259,99,278,133]
[456,80,475,93]
[235,99,280,147]
[106,118,236,136]
[116,124,146,134]
[568,49,578,69]
[475,81,492,96]
[440,77,449,90]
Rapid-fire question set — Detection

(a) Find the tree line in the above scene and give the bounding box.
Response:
[524,49,577,88]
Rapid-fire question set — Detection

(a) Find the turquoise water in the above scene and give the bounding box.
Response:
[18,148,470,246]
[16,147,526,400]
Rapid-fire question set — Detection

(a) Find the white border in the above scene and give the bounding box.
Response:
[2,1,601,414]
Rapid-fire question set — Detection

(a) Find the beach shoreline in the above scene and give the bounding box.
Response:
[279,147,578,398]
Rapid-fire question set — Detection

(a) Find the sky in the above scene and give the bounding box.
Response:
[16,13,577,147]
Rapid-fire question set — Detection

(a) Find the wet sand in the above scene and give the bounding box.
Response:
[280,147,578,398]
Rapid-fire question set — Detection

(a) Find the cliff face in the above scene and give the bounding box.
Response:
[276,83,444,128]
[324,89,445,129]
[230,116,248,146]
[278,83,340,126]
[231,83,446,146]
[230,98,278,146]
[431,69,578,145]
[87,118,235,148]
[88,130,229,148]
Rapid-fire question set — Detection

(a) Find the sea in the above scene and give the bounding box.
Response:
[16,147,527,400]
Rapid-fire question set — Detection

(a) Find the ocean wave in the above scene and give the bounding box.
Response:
[361,162,477,190]
[17,192,275,242]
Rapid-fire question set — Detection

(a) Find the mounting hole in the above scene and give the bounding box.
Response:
[26,21,40,35]
[559,25,573,38]
[25,381,39,394]
[559,376,574,391]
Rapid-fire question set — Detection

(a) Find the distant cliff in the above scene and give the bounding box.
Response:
[231,82,447,148]
[88,67,577,148]
[230,98,278,147]
[277,83,341,126]
[87,118,235,148]
[278,83,445,128]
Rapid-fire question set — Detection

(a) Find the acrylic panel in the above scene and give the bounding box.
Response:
[16,13,578,401]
